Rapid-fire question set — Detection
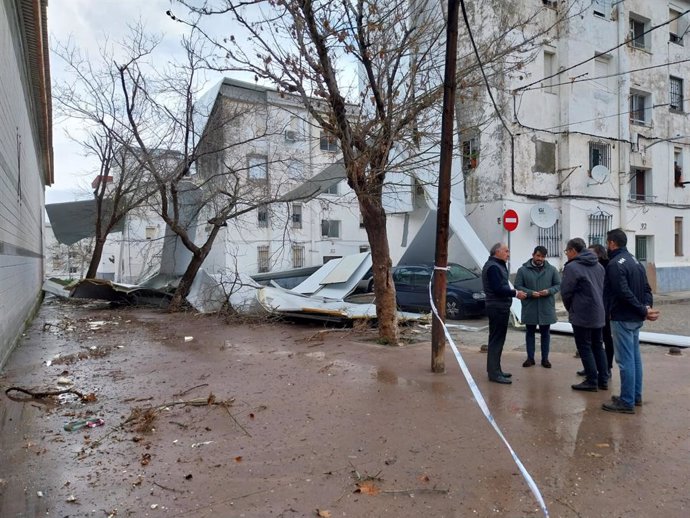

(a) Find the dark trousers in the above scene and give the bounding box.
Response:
[572,325,609,386]
[525,324,551,362]
[603,318,614,370]
[486,305,510,379]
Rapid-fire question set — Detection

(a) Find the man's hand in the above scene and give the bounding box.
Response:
[516,290,527,300]
[646,307,660,321]
[539,289,549,297]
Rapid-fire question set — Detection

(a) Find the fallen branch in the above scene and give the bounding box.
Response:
[5,386,87,401]
[173,383,209,397]
[153,481,185,494]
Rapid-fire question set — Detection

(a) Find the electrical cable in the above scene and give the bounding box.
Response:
[514,8,690,93]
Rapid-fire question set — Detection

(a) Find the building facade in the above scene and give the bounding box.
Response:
[455,0,690,291]
[0,0,53,366]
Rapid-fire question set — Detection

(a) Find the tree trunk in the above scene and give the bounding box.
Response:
[85,237,106,279]
[360,197,399,345]
[168,249,206,311]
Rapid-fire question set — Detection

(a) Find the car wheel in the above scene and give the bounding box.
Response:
[367,279,374,293]
[446,295,464,320]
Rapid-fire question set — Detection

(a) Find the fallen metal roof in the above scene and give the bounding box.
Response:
[45,199,124,245]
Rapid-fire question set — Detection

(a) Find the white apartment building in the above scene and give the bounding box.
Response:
[453,0,690,292]
[1,0,53,366]
[199,78,370,276]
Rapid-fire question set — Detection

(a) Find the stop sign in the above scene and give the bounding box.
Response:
[503,209,519,232]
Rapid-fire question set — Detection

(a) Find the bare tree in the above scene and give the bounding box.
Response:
[54,24,297,310]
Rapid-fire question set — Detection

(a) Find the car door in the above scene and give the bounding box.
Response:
[392,267,416,308]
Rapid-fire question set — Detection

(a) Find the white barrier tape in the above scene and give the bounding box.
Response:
[428,271,549,517]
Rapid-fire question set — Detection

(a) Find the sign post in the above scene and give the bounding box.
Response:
[503,209,518,271]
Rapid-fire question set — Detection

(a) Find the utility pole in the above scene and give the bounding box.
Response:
[431,0,460,373]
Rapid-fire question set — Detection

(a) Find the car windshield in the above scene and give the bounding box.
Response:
[447,264,477,282]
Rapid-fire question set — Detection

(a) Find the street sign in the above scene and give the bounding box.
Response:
[503,209,519,232]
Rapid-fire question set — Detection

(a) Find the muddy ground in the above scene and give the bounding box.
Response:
[0,297,688,518]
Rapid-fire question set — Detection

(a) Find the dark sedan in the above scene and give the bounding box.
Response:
[392,263,486,319]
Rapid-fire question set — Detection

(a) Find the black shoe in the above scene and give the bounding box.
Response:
[571,381,598,392]
[612,395,642,407]
[576,369,586,376]
[598,383,609,390]
[541,360,552,368]
[522,358,535,367]
[501,372,512,378]
[489,375,512,384]
[602,400,635,414]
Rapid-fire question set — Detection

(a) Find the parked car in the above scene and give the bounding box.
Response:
[355,267,374,293]
[392,263,486,319]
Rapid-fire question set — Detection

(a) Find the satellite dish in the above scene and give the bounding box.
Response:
[590,164,610,184]
[530,203,558,229]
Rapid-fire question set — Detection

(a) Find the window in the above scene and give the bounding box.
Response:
[319,131,338,152]
[589,141,611,170]
[543,51,556,93]
[537,220,561,257]
[670,9,684,44]
[292,245,305,268]
[542,0,557,8]
[675,217,684,256]
[145,226,156,240]
[588,211,612,245]
[257,245,270,273]
[359,215,365,229]
[257,205,269,228]
[592,0,609,18]
[461,136,480,171]
[670,76,683,112]
[630,168,652,201]
[69,266,78,274]
[629,16,648,50]
[635,235,650,263]
[629,91,650,125]
[675,148,685,188]
[291,203,302,229]
[321,219,341,238]
[248,155,268,181]
[324,181,339,195]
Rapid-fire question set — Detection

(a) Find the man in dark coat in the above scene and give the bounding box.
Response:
[515,246,561,368]
[602,228,659,414]
[560,237,608,392]
[481,243,527,384]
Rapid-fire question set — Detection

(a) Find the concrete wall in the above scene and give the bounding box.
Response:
[0,0,48,366]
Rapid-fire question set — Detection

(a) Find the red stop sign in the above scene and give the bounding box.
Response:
[503,209,519,232]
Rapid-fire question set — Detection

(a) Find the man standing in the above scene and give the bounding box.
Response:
[561,238,609,392]
[482,243,527,384]
[515,246,561,368]
[602,228,659,414]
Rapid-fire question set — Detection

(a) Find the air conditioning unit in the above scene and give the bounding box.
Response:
[285,130,297,142]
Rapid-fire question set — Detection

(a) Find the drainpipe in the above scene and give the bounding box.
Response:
[617,1,629,228]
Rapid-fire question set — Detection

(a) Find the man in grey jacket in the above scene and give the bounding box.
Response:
[560,237,609,392]
[515,246,561,368]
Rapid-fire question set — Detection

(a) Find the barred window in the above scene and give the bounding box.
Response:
[670,76,683,112]
[589,141,611,170]
[588,211,612,245]
[537,220,561,257]
[257,206,269,228]
[292,245,305,268]
[257,245,270,273]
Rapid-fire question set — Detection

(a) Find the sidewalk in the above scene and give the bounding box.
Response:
[1,299,689,517]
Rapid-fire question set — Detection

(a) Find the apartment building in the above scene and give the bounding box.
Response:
[455,0,690,291]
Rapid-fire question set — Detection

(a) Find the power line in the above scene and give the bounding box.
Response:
[514,8,690,93]
[521,57,690,91]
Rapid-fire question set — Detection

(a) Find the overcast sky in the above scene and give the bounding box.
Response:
[46,0,223,203]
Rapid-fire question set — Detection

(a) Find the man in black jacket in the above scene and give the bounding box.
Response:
[561,238,609,392]
[602,228,659,414]
[481,243,526,384]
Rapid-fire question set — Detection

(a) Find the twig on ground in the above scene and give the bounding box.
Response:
[382,488,450,495]
[5,386,87,401]
[221,402,251,437]
[173,383,209,397]
[153,481,185,493]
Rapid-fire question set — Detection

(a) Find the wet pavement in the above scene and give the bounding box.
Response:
[0,297,688,517]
